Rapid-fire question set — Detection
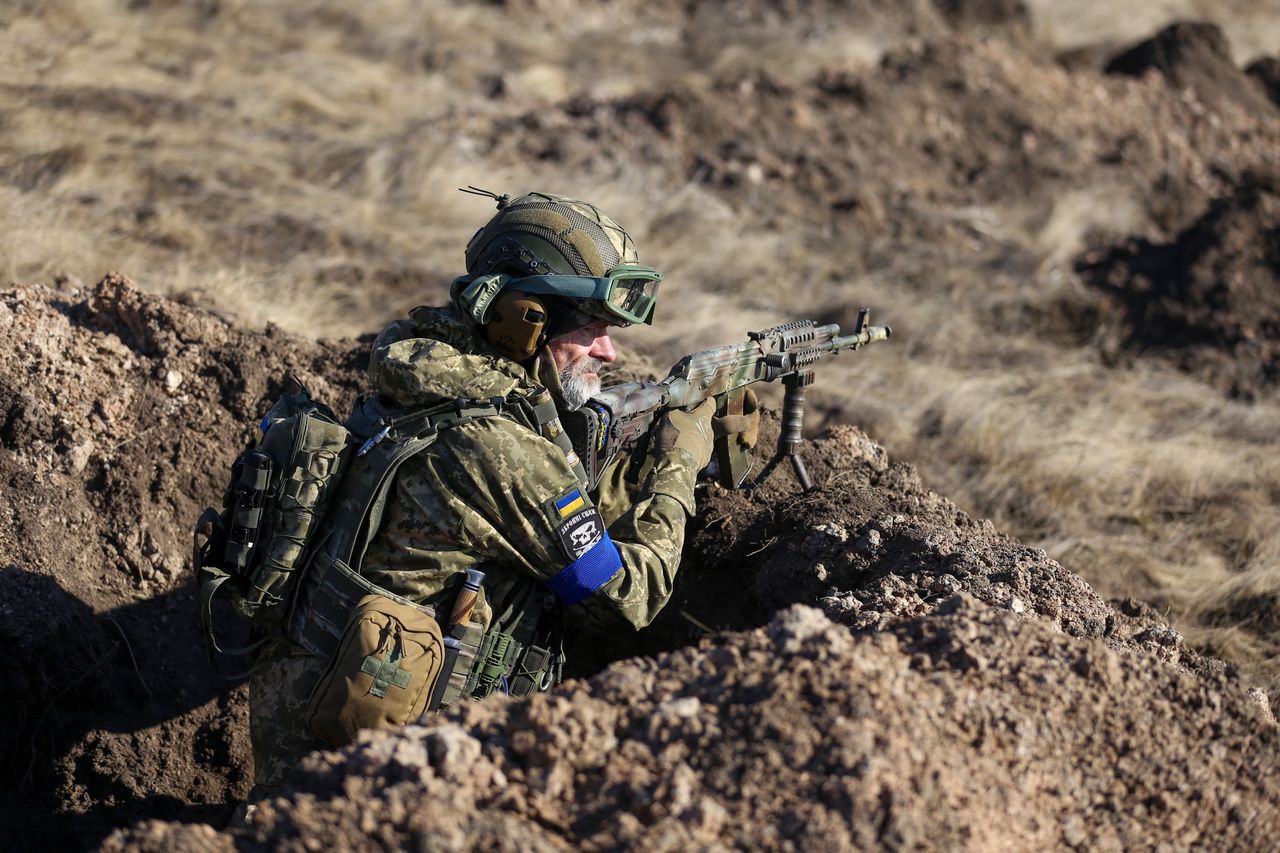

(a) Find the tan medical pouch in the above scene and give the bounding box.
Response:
[306,594,444,748]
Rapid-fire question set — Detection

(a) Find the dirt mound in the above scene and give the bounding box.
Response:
[0,277,366,848]
[11,278,1273,851]
[569,415,1230,684]
[99,404,1279,850]
[1077,171,1280,398]
[1249,55,1280,106]
[109,597,1279,851]
[1104,21,1278,118]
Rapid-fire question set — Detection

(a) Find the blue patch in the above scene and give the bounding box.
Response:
[547,528,622,606]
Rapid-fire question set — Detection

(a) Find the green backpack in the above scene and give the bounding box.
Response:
[192,383,525,658]
[194,378,575,715]
[194,384,354,654]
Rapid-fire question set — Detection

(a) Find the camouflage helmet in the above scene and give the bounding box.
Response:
[465,191,640,280]
[461,190,661,330]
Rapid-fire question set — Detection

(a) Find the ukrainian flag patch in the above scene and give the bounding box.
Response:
[555,489,586,518]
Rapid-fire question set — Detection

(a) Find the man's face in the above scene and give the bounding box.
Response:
[545,320,617,410]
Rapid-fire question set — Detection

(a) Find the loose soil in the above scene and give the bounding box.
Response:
[0,275,366,849]
[1104,22,1279,118]
[3,279,1277,850]
[117,598,1279,851]
[1078,169,1280,399]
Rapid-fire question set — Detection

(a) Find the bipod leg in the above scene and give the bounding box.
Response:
[750,372,816,492]
[748,445,814,492]
[790,451,814,491]
[750,452,786,490]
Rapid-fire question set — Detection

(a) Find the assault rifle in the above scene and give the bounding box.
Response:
[561,309,891,492]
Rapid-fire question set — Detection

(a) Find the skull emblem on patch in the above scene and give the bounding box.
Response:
[556,507,605,560]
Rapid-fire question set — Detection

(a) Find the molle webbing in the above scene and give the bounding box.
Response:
[293,548,488,714]
[437,620,486,709]
[504,588,560,698]
[196,389,353,661]
[462,597,557,701]
[469,630,517,698]
[288,391,564,707]
[289,397,507,657]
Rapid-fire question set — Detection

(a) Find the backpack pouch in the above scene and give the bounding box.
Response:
[306,593,444,748]
[248,399,352,620]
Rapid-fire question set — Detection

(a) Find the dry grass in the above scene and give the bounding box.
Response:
[2,0,1279,698]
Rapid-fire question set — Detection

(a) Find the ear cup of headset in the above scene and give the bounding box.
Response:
[486,290,548,361]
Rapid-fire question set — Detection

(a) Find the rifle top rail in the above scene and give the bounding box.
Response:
[665,315,891,395]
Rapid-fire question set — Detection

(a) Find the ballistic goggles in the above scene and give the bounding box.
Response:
[508,264,662,326]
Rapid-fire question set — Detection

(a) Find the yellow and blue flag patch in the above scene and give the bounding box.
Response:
[555,489,586,518]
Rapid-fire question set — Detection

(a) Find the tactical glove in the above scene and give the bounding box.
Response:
[712,387,760,450]
[653,397,717,468]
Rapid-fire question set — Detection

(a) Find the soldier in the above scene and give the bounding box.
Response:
[248,191,758,792]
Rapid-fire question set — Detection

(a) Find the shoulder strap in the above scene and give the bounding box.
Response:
[523,388,590,487]
[287,396,511,655]
[328,397,513,572]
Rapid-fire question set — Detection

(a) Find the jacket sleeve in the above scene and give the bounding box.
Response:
[420,416,700,630]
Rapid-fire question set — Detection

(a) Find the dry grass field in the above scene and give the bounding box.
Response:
[2,0,1279,704]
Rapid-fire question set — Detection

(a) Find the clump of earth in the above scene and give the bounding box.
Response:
[1104,21,1279,117]
[1078,168,1280,399]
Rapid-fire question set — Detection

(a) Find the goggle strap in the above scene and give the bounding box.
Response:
[509,275,607,300]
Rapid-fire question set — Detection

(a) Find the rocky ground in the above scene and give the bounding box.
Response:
[112,600,1280,851]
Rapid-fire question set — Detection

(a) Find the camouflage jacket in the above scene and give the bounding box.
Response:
[358,305,700,635]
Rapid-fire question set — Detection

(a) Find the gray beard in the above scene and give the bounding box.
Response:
[559,357,603,411]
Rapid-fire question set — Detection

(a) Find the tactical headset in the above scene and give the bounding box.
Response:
[451,273,550,362]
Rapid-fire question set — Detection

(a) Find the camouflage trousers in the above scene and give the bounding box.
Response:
[248,637,328,792]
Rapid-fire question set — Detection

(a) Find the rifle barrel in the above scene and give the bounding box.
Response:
[830,324,892,351]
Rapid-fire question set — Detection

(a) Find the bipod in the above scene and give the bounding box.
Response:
[751,370,815,492]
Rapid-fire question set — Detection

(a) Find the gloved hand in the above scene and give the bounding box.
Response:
[653,397,717,468]
[712,387,760,450]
